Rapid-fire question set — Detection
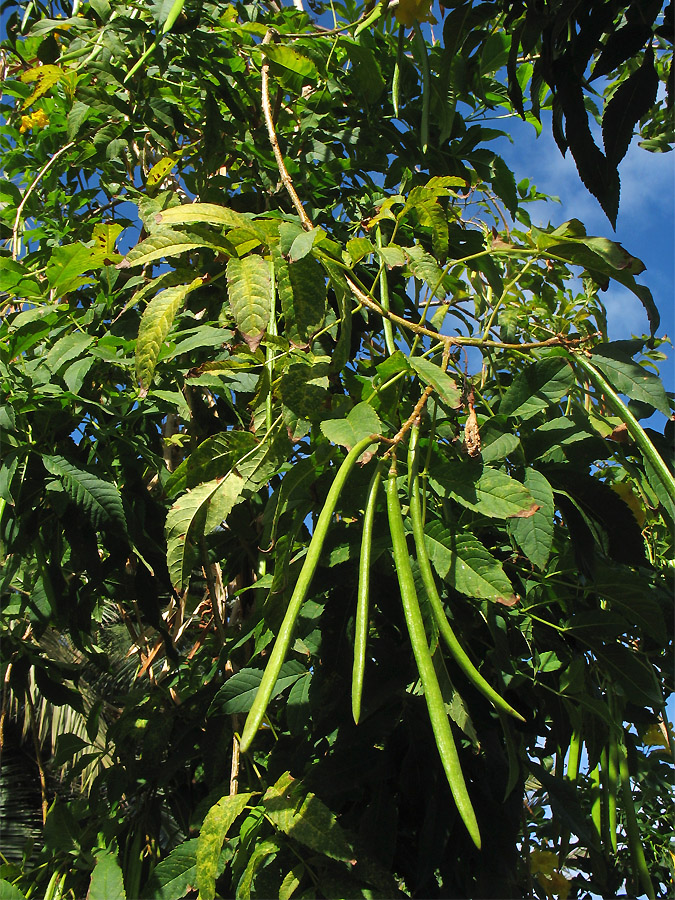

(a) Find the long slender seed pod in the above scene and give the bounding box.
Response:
[240,434,380,753]
[386,464,481,849]
[618,741,655,900]
[606,727,619,853]
[353,462,384,724]
[376,226,397,357]
[590,762,602,844]
[407,424,525,722]
[392,26,404,117]
[413,23,430,154]
[559,730,582,864]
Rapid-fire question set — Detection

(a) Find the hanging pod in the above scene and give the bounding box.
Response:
[386,460,481,849]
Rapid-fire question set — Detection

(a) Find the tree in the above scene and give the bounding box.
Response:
[0,0,673,897]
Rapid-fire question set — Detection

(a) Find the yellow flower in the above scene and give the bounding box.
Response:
[394,0,436,26]
[19,109,50,133]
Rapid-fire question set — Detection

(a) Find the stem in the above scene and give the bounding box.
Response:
[572,351,675,508]
[352,462,384,724]
[376,226,397,356]
[618,741,655,900]
[261,31,313,230]
[240,434,381,752]
[26,683,48,825]
[13,142,76,261]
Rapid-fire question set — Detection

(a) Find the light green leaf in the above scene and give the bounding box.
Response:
[275,249,327,346]
[263,772,353,861]
[120,228,228,269]
[320,402,381,450]
[508,469,554,570]
[499,356,574,420]
[262,44,319,91]
[406,245,446,298]
[226,255,271,340]
[346,236,374,265]
[166,472,245,590]
[87,849,126,900]
[424,521,516,603]
[46,244,99,295]
[409,357,461,407]
[289,228,322,262]
[155,202,261,235]
[236,840,279,900]
[196,793,254,900]
[166,431,258,497]
[279,865,304,900]
[45,331,93,374]
[42,455,126,534]
[210,661,306,715]
[429,464,538,518]
[136,279,202,392]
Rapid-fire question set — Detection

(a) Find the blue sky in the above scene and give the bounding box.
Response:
[496,112,675,395]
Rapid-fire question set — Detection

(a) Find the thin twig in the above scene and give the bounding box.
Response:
[230,714,241,795]
[201,541,226,644]
[261,31,313,230]
[345,276,592,352]
[12,142,75,261]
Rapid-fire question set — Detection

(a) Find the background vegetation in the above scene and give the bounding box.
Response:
[0,0,673,897]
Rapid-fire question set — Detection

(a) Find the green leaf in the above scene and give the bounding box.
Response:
[587,344,670,417]
[87,849,127,900]
[262,44,319,92]
[140,839,199,900]
[508,469,554,570]
[166,431,258,497]
[120,228,228,269]
[602,49,659,167]
[275,249,327,347]
[0,881,27,900]
[409,357,461,407]
[165,473,245,590]
[44,331,93,374]
[236,840,279,900]
[210,661,306,715]
[406,245,446,299]
[320,402,382,450]
[136,279,202,392]
[42,455,127,534]
[499,356,574,420]
[263,772,353,861]
[155,202,262,236]
[46,244,99,295]
[429,463,538,519]
[424,521,516,603]
[289,228,322,262]
[196,793,255,900]
[226,255,271,342]
[279,865,304,900]
[346,237,374,265]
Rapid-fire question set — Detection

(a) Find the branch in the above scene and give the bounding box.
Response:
[13,142,75,261]
[345,276,594,352]
[261,31,313,230]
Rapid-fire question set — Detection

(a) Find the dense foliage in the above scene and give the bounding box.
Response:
[0,1,673,898]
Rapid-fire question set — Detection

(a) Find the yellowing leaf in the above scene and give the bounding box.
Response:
[530,849,558,876]
[20,65,66,108]
[611,482,646,528]
[146,156,178,190]
[394,0,435,26]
